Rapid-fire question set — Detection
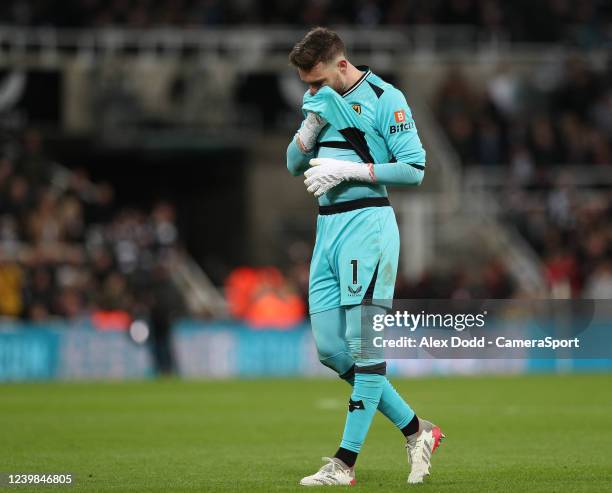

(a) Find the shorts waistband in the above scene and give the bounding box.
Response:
[318,197,390,215]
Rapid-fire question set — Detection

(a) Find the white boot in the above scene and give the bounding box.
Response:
[300,457,356,486]
[406,418,445,484]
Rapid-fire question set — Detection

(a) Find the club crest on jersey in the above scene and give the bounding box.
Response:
[352,104,362,114]
[394,109,406,123]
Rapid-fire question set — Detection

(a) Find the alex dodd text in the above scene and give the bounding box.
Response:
[372,336,580,350]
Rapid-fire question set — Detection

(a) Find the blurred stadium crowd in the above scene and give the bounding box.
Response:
[0,3,610,327]
[1,0,610,43]
[0,129,182,323]
[1,59,610,325]
[435,57,611,168]
[435,55,612,298]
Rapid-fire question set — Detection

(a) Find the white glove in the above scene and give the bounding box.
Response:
[296,113,327,153]
[304,158,375,197]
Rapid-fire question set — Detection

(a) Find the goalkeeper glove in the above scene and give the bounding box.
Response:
[296,113,327,153]
[304,158,375,197]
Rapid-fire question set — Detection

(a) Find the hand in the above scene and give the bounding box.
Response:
[304,158,375,197]
[296,113,327,153]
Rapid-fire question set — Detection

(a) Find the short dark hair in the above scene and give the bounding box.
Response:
[289,27,346,71]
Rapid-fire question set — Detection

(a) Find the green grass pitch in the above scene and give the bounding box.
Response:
[1,374,611,492]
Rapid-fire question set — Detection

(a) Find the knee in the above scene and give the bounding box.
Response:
[317,347,354,375]
[312,329,347,365]
[316,339,343,364]
[310,308,354,374]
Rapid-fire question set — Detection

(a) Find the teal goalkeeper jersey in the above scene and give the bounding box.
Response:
[286,66,426,206]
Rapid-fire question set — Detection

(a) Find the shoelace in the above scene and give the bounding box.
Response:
[319,457,343,473]
[314,457,349,483]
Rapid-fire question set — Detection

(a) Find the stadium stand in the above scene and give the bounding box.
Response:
[0,4,609,326]
[434,54,611,298]
[434,56,611,168]
[0,128,184,322]
[1,0,610,46]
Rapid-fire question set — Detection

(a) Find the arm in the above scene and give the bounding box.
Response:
[305,158,419,197]
[372,88,426,186]
[287,136,313,177]
[372,161,424,186]
[302,87,427,196]
[301,85,425,185]
[286,112,327,177]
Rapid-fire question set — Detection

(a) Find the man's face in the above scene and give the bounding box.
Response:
[298,58,348,95]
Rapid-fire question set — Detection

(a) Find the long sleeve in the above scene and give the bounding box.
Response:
[286,135,314,177]
[373,87,426,186]
[372,161,424,186]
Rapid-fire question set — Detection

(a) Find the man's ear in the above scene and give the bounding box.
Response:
[337,59,348,72]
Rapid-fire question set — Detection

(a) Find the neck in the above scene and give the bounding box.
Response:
[343,63,365,92]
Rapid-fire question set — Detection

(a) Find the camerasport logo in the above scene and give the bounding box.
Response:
[394,110,406,122]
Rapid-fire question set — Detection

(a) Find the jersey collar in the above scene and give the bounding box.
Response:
[342,65,371,98]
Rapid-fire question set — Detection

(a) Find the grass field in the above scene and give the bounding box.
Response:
[1,374,611,492]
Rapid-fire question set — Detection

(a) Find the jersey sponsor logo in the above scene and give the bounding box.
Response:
[394,109,406,123]
[347,284,363,296]
[389,121,414,134]
[352,103,362,114]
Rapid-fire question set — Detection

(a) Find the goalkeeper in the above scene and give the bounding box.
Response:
[286,28,444,486]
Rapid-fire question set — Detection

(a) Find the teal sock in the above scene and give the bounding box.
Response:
[379,378,415,429]
[312,307,415,434]
[342,372,415,430]
[339,373,385,453]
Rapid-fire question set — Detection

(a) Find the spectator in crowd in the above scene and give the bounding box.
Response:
[0,0,609,46]
[0,128,186,325]
[433,56,611,300]
[435,56,611,170]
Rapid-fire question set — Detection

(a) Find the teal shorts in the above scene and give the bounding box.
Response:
[309,204,400,314]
